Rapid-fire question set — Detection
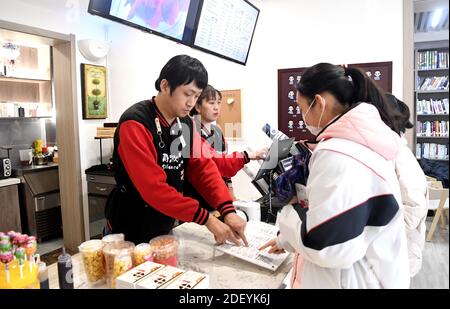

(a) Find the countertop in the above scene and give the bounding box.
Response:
[13,162,58,176]
[0,178,20,188]
[47,223,292,289]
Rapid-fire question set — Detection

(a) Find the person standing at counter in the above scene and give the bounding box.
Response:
[184,85,267,209]
[260,63,410,288]
[105,55,248,246]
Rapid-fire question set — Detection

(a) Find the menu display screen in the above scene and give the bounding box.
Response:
[193,0,259,65]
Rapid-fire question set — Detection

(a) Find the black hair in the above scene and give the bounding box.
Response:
[190,85,222,116]
[385,93,414,134]
[296,63,401,133]
[155,55,208,95]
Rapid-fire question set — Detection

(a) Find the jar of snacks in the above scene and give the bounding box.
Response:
[133,243,153,266]
[78,240,105,285]
[149,235,178,267]
[103,241,134,288]
[101,233,124,245]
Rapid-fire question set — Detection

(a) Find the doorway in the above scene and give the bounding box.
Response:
[0,20,85,252]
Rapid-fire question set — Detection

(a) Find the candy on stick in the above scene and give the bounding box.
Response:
[7,231,17,239]
[0,239,12,252]
[0,251,13,283]
[15,247,26,278]
[26,239,37,272]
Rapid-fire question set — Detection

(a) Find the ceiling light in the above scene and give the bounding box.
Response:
[431,9,443,28]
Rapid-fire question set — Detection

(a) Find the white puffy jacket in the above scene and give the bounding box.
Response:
[395,136,428,277]
[276,103,410,289]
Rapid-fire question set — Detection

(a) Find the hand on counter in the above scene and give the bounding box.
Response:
[224,212,248,247]
[205,214,241,246]
[259,238,286,254]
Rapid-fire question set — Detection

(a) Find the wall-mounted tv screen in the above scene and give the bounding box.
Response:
[88,0,260,65]
[192,0,259,65]
[88,0,202,45]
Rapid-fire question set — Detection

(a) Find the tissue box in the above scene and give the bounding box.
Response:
[162,271,209,289]
[136,265,185,289]
[116,261,165,289]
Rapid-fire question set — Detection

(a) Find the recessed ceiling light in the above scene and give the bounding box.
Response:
[431,9,443,28]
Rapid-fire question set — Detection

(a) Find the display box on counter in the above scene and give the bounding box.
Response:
[115,261,164,289]
[136,265,184,289]
[163,271,209,289]
[115,261,209,289]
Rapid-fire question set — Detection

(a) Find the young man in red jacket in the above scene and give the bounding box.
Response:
[105,55,248,246]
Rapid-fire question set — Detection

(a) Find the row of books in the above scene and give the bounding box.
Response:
[417,76,449,91]
[416,143,449,160]
[416,98,449,115]
[416,121,449,137]
[417,50,449,70]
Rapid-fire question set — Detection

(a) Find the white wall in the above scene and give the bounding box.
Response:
[0,0,406,223]
[106,0,405,200]
[0,0,111,239]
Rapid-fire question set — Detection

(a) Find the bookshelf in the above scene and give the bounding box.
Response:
[414,40,449,162]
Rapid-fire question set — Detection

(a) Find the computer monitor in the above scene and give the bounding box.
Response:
[253,138,295,181]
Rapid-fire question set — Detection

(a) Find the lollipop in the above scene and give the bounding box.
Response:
[26,242,37,256]
[15,247,26,278]
[0,239,12,252]
[0,251,13,283]
[0,251,13,264]
[14,246,26,260]
[7,231,17,239]
[26,241,37,272]
[14,234,29,247]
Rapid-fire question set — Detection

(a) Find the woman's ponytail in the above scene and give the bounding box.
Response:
[344,66,401,134]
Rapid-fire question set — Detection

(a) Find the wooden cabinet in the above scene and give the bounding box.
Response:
[0,183,22,232]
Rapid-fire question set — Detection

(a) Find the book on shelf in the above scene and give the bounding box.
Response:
[416,98,449,115]
[417,143,449,160]
[418,76,449,91]
[417,50,449,70]
[416,120,449,137]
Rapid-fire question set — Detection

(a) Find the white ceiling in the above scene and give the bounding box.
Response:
[414,0,449,33]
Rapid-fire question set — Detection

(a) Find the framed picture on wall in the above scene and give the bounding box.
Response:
[81,63,108,119]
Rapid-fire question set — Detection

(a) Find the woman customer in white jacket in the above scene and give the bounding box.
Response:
[260,63,410,288]
[385,94,428,277]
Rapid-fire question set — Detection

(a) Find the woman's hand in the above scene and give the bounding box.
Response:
[247,148,269,160]
[259,238,286,254]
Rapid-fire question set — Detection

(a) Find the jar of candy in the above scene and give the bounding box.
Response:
[149,235,178,267]
[101,233,125,245]
[133,243,153,266]
[78,239,105,285]
[102,241,134,288]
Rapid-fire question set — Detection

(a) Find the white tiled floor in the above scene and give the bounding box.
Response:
[411,217,449,289]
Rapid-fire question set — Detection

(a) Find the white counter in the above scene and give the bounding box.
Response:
[47,222,292,289]
[0,178,20,188]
